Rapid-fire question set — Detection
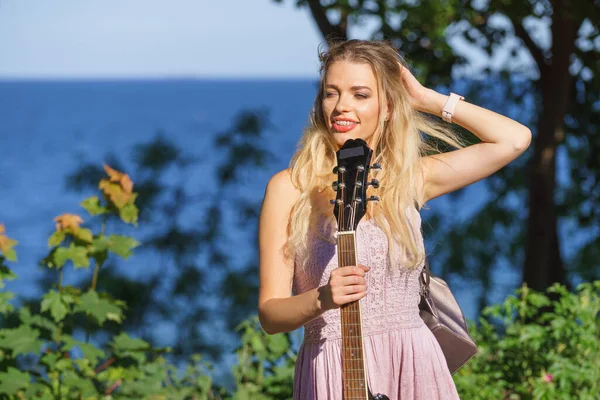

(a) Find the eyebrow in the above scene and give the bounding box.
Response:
[325,84,373,91]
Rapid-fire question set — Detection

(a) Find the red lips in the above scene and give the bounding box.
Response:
[332,119,359,133]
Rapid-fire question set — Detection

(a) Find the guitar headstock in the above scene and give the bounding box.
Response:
[331,139,381,232]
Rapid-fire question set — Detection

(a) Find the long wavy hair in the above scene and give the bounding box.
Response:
[286,40,465,270]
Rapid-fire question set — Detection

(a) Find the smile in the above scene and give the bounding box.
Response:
[332,120,359,133]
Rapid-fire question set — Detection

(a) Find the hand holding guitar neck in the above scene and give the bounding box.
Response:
[318,264,371,311]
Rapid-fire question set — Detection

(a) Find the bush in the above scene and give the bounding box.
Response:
[0,165,220,399]
[454,281,600,399]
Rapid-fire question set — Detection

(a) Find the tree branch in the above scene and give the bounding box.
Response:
[306,0,347,41]
[512,20,548,77]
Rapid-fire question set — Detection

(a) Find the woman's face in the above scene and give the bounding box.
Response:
[322,60,383,148]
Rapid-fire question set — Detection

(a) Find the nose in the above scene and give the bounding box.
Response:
[334,94,352,113]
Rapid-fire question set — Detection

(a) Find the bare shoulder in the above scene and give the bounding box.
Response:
[263,169,301,206]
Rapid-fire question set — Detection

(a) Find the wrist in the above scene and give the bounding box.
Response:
[315,285,330,313]
[418,89,446,115]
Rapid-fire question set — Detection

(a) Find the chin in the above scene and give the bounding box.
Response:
[332,133,352,147]
[331,131,373,148]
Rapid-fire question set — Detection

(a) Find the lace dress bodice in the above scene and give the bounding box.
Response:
[293,207,426,344]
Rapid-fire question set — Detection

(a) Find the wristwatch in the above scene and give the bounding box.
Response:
[441,92,464,123]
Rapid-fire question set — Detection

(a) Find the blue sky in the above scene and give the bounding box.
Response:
[1,0,535,79]
[0,0,342,78]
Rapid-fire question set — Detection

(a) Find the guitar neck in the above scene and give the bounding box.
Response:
[338,231,368,400]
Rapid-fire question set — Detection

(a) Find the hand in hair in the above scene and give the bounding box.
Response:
[399,64,431,112]
[317,265,371,310]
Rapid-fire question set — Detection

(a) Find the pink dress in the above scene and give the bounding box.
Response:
[293,208,460,399]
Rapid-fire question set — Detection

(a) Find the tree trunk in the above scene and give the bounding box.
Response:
[522,3,578,291]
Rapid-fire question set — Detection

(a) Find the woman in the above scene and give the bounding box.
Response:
[258,40,531,399]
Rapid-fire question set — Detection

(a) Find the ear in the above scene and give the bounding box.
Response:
[384,99,392,121]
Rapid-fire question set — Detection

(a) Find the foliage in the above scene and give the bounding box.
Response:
[0,167,221,399]
[454,282,600,399]
[231,318,295,400]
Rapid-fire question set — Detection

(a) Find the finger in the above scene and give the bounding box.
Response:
[341,275,366,287]
[329,275,367,290]
[342,284,366,295]
[337,266,368,276]
[339,291,368,304]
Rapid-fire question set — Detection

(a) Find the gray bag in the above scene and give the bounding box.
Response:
[419,259,478,375]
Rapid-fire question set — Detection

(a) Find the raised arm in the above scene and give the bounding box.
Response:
[400,66,532,203]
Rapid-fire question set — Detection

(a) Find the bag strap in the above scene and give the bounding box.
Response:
[414,201,431,297]
[419,258,432,296]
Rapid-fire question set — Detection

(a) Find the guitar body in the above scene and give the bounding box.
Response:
[333,139,389,400]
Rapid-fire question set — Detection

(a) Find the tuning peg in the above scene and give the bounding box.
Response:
[367,196,380,202]
[332,181,345,191]
[368,179,380,188]
[333,166,346,174]
[330,199,343,205]
[369,163,382,171]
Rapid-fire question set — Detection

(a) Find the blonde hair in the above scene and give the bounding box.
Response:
[286,40,465,270]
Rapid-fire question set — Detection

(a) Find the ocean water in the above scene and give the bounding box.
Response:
[0,79,314,290]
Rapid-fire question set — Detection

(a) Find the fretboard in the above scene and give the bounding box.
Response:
[338,231,368,400]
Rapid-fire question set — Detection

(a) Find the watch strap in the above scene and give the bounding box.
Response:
[442,92,464,123]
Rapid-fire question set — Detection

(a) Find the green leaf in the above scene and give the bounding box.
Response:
[111,332,152,364]
[0,325,42,356]
[3,248,17,262]
[89,236,109,267]
[0,367,30,395]
[75,290,124,326]
[0,264,16,291]
[107,234,140,259]
[267,333,289,356]
[74,227,93,243]
[46,243,90,269]
[68,243,90,268]
[62,369,98,395]
[48,230,66,247]
[0,291,14,314]
[90,236,109,252]
[41,290,73,322]
[120,203,139,224]
[0,264,16,282]
[81,196,108,216]
[112,332,150,352]
[53,247,69,268]
[64,336,105,365]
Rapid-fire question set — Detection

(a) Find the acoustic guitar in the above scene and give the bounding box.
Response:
[332,138,389,400]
